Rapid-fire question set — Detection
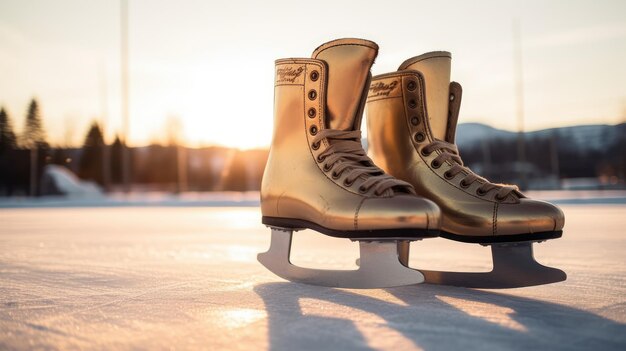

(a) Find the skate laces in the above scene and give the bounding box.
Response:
[422,139,518,200]
[311,129,415,196]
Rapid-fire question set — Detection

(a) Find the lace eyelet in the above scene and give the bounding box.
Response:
[407,81,416,91]
[495,194,507,201]
[308,108,316,118]
[408,99,417,109]
[414,132,425,143]
[311,141,320,150]
[317,155,325,163]
[460,180,470,188]
[420,148,431,157]
[431,160,441,169]
[476,188,487,196]
[323,163,332,172]
[308,90,317,100]
[344,179,354,187]
[332,171,341,179]
[444,171,454,180]
[358,186,368,194]
[310,70,319,81]
[309,125,318,136]
[411,116,420,126]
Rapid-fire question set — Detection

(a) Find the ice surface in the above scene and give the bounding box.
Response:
[0,205,625,350]
[0,191,261,208]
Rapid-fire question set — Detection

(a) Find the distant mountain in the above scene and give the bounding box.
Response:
[455,123,515,148]
[362,122,625,155]
[456,122,626,152]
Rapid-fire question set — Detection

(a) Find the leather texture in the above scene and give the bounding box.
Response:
[398,52,452,141]
[261,39,441,233]
[312,39,378,131]
[366,58,565,238]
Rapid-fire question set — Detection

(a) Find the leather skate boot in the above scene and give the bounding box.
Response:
[366,52,564,244]
[261,39,440,240]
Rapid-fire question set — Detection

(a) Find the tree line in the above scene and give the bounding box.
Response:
[2,98,623,196]
[459,127,626,189]
[0,99,268,196]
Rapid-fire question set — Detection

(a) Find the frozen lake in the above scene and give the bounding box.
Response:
[1,204,625,350]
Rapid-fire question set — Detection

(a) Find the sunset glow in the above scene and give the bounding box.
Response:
[0,0,624,148]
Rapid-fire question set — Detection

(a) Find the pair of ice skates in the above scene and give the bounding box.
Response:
[258,38,566,289]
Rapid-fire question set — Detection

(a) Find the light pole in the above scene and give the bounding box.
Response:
[514,19,527,190]
[100,63,111,191]
[121,0,131,193]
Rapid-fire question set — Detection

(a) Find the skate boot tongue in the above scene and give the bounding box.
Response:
[399,51,452,141]
[312,38,378,131]
[312,39,414,196]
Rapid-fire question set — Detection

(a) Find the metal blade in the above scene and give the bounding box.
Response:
[401,241,567,289]
[258,228,424,288]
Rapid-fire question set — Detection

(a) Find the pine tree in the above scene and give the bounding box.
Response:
[79,121,105,184]
[0,107,17,153]
[82,121,105,148]
[22,99,48,149]
[110,135,123,184]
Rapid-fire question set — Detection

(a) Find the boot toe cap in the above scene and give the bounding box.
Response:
[356,195,441,231]
[496,198,565,235]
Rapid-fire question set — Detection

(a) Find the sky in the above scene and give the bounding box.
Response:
[0,0,625,149]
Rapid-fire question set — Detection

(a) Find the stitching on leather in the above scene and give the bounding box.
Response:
[372,71,414,80]
[400,54,452,69]
[316,64,326,149]
[404,72,434,145]
[275,83,303,87]
[276,191,285,216]
[275,58,312,86]
[492,202,498,235]
[276,58,313,64]
[366,95,403,103]
[313,42,378,58]
[354,197,367,230]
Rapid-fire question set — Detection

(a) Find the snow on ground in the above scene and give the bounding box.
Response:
[41,165,103,198]
[0,204,625,350]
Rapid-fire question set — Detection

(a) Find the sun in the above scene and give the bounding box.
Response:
[127,55,275,149]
